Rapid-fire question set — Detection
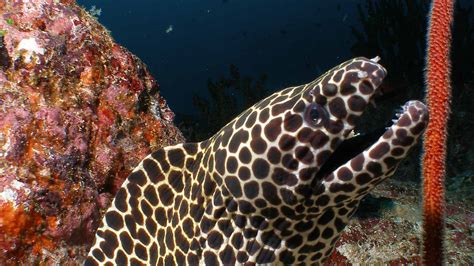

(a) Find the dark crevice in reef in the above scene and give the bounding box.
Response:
[0,36,11,70]
[354,194,395,218]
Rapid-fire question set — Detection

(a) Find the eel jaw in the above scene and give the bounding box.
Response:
[316,100,428,196]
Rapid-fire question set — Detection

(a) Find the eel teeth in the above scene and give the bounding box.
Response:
[392,102,413,124]
[347,130,360,139]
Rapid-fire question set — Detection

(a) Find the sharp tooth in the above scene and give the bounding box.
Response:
[348,130,360,139]
[347,130,355,138]
[347,130,354,138]
[392,119,398,123]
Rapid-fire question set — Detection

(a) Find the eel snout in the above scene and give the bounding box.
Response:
[360,99,429,180]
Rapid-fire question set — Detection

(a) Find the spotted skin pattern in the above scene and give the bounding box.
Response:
[85,57,429,265]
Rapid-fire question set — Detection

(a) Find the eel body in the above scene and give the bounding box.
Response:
[86,57,428,265]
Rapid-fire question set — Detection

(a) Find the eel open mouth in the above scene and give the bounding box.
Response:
[315,100,429,182]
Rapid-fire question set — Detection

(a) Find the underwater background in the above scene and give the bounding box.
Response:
[77,0,358,118]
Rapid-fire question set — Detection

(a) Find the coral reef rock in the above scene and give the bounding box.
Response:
[326,179,473,264]
[0,0,184,263]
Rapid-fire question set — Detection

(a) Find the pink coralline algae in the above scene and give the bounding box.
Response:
[0,0,184,263]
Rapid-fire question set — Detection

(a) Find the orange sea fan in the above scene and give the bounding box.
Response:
[422,0,454,264]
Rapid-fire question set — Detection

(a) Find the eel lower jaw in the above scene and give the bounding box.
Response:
[313,100,429,186]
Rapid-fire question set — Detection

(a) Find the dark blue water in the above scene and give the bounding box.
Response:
[77,0,359,116]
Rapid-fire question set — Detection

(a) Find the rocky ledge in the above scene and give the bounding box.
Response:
[0,0,184,263]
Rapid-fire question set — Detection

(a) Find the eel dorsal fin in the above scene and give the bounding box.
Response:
[85,141,210,265]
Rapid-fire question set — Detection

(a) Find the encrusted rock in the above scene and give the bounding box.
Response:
[0,0,184,263]
[326,179,473,264]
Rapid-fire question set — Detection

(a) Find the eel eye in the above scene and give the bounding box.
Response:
[305,103,328,127]
[310,106,319,122]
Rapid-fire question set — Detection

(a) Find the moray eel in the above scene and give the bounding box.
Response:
[85,57,429,265]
